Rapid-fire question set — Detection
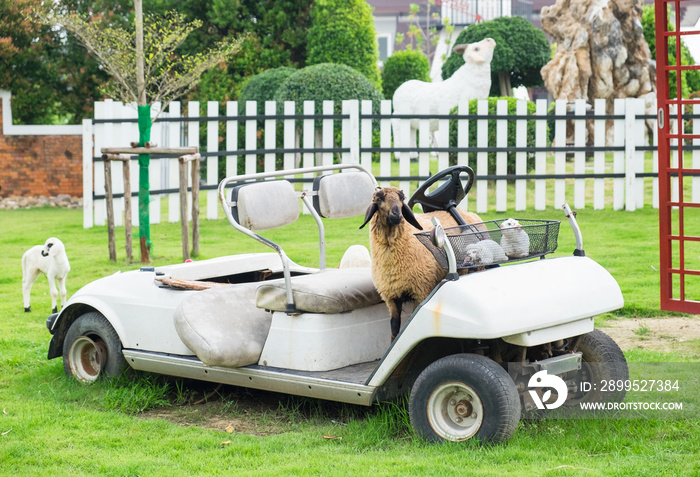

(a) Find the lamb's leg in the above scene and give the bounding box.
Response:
[56,275,67,311]
[47,273,59,313]
[387,297,404,342]
[22,269,41,312]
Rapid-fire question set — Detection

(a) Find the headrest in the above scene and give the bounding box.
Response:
[231,180,299,230]
[312,172,376,219]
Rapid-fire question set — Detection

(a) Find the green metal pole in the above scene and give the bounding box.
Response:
[137,105,152,262]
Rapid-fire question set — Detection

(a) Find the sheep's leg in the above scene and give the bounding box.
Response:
[47,273,59,313]
[22,269,41,312]
[56,275,67,311]
[387,298,404,342]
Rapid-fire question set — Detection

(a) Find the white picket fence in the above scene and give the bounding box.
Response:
[82,97,694,228]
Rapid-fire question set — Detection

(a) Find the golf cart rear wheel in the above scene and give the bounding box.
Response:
[409,353,520,444]
[63,312,126,383]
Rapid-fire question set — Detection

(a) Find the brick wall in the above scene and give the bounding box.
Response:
[0,96,83,198]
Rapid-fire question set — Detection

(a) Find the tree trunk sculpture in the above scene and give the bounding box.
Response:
[540,0,656,143]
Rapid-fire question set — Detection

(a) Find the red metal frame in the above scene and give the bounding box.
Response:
[656,0,700,313]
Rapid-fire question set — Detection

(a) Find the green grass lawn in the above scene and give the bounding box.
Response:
[1,204,699,476]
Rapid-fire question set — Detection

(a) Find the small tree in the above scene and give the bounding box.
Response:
[395,1,454,69]
[442,16,550,97]
[42,6,242,262]
[381,50,431,100]
[306,0,381,91]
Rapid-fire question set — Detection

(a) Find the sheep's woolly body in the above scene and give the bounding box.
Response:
[369,219,444,305]
[369,209,481,304]
[362,186,485,339]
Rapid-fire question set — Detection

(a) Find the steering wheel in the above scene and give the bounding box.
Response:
[407,165,475,215]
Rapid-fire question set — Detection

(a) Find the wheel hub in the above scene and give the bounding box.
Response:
[68,336,105,383]
[428,382,484,441]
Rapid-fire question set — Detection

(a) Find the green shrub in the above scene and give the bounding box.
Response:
[449,97,540,175]
[274,63,383,128]
[307,0,382,90]
[238,67,297,112]
[381,50,430,100]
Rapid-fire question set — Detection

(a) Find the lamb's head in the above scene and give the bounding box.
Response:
[499,218,522,236]
[463,243,490,266]
[359,187,423,230]
[41,237,64,257]
[453,37,496,66]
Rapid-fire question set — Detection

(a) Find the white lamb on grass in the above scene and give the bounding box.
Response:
[499,218,530,258]
[22,237,70,313]
[392,37,496,155]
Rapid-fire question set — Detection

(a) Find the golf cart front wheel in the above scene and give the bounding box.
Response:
[62,312,126,383]
[409,353,520,444]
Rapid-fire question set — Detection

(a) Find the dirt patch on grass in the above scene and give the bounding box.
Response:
[138,385,300,436]
[599,316,700,354]
[137,383,357,437]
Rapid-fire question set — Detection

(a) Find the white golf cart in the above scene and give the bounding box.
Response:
[46,164,627,444]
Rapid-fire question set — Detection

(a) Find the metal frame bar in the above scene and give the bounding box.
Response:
[217,164,378,313]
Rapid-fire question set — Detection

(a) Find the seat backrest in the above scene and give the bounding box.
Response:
[231,180,299,231]
[312,171,376,219]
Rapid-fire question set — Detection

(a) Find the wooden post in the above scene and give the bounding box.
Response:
[122,158,133,262]
[178,157,190,261]
[101,145,199,262]
[190,155,200,257]
[177,152,201,261]
[103,155,117,262]
[103,154,134,262]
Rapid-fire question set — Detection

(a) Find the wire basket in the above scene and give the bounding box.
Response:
[415,219,560,270]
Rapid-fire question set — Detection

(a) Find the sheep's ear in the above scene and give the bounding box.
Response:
[401,203,423,230]
[359,203,378,229]
[453,43,467,54]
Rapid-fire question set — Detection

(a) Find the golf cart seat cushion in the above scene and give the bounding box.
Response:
[313,172,376,219]
[174,283,272,368]
[235,180,299,231]
[255,268,382,313]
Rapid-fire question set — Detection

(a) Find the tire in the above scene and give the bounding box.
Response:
[567,329,629,405]
[62,312,127,383]
[409,353,521,444]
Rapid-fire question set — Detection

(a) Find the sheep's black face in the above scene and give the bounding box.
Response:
[384,190,405,226]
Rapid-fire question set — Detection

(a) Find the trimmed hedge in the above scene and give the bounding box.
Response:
[274,63,383,126]
[238,67,297,112]
[381,50,431,100]
[307,0,382,90]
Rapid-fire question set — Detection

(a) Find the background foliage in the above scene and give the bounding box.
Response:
[641,5,700,99]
